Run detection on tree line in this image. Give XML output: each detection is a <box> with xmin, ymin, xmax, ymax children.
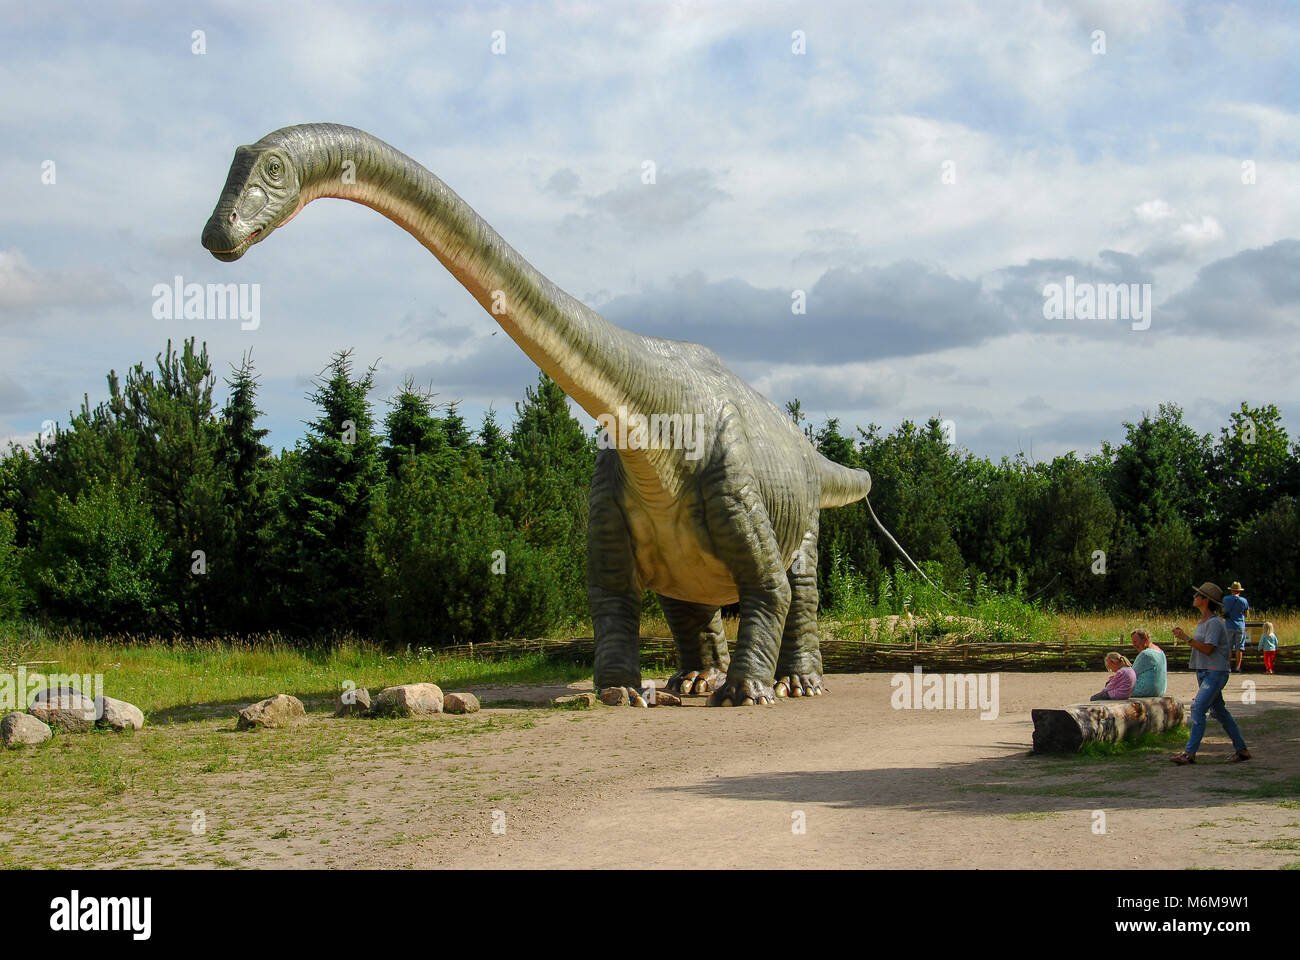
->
<box><xmin>0</xmin><ymin>338</ymin><xmax>1295</xmax><ymax>642</ymax></box>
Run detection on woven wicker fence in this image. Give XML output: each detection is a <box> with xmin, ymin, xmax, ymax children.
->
<box><xmin>441</xmin><ymin>636</ymin><xmax>1292</xmax><ymax>673</ymax></box>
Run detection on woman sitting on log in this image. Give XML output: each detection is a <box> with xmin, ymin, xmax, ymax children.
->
<box><xmin>1090</xmin><ymin>652</ymin><xmax>1136</xmax><ymax>701</ymax></box>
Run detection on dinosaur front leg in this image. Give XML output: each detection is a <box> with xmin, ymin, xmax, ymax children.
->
<box><xmin>775</xmin><ymin>520</ymin><xmax>827</xmax><ymax>698</ymax></box>
<box><xmin>588</xmin><ymin>449</ymin><xmax>646</xmax><ymax>706</ymax></box>
<box><xmin>701</xmin><ymin>406</ymin><xmax>788</xmax><ymax>707</ymax></box>
<box><xmin>659</xmin><ymin>595</ymin><xmax>729</xmax><ymax>695</ymax></box>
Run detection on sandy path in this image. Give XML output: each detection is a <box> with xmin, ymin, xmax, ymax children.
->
<box><xmin>8</xmin><ymin>671</ymin><xmax>1297</xmax><ymax>869</ymax></box>
<box><xmin>388</xmin><ymin>671</ymin><xmax>1300</xmax><ymax>869</ymax></box>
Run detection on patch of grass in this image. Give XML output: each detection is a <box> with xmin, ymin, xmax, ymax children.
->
<box><xmin>1076</xmin><ymin>727</ymin><xmax>1190</xmax><ymax>758</ymax></box>
<box><xmin>1258</xmin><ymin>839</ymin><xmax>1300</xmax><ymax>851</ymax></box>
<box><xmin>1210</xmin><ymin>776</ymin><xmax>1300</xmax><ymax>800</ymax></box>
<box><xmin>1004</xmin><ymin>811</ymin><xmax>1060</xmax><ymax>821</ymax></box>
<box><xmin>3</xmin><ymin>633</ymin><xmax>593</xmax><ymax>720</ymax></box>
<box><xmin>823</xmin><ymin>558</ymin><xmax>1059</xmax><ymax>644</ymax></box>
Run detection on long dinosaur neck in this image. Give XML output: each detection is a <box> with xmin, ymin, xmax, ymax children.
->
<box><xmin>282</xmin><ymin>123</ymin><xmax>635</xmax><ymax>421</ymax></box>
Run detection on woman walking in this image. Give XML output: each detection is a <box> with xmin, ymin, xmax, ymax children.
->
<box><xmin>1169</xmin><ymin>582</ymin><xmax>1251</xmax><ymax>765</ymax></box>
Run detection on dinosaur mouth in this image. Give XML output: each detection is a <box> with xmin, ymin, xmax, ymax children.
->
<box><xmin>209</xmin><ymin>228</ymin><xmax>262</xmax><ymax>261</ymax></box>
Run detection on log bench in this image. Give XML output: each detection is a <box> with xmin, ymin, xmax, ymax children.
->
<box><xmin>1031</xmin><ymin>696</ymin><xmax>1184</xmax><ymax>753</ymax></box>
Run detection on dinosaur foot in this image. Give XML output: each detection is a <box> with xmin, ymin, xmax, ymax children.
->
<box><xmin>707</xmin><ymin>677</ymin><xmax>776</xmax><ymax>707</ymax></box>
<box><xmin>667</xmin><ymin>668</ymin><xmax>727</xmax><ymax>696</ymax></box>
<box><xmin>773</xmin><ymin>673</ymin><xmax>827</xmax><ymax>698</ymax></box>
<box><xmin>598</xmin><ymin>686</ymin><xmax>649</xmax><ymax>707</ymax></box>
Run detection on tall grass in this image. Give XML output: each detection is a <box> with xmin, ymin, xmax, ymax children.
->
<box><xmin>0</xmin><ymin>627</ymin><xmax>591</xmax><ymax>717</ymax></box>
<box><xmin>823</xmin><ymin>551</ymin><xmax>1059</xmax><ymax>644</ymax></box>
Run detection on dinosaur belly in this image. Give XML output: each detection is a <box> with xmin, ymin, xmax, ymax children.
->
<box><xmin>622</xmin><ymin>498</ymin><xmax>741</xmax><ymax>607</ymax></box>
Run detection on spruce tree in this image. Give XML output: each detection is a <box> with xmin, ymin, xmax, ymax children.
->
<box><xmin>212</xmin><ymin>352</ymin><xmax>278</xmax><ymax>632</ymax></box>
<box><xmin>508</xmin><ymin>373</ymin><xmax>596</xmax><ymax>623</ymax></box>
<box><xmin>119</xmin><ymin>339</ymin><xmax>226</xmax><ymax>634</ymax></box>
<box><xmin>282</xmin><ymin>350</ymin><xmax>385</xmax><ymax>635</ymax></box>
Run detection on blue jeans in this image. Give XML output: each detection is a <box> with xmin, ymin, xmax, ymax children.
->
<box><xmin>1184</xmin><ymin>670</ymin><xmax>1248</xmax><ymax>755</ymax></box>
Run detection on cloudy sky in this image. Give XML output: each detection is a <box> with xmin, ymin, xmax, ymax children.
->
<box><xmin>2</xmin><ymin>0</ymin><xmax>1297</xmax><ymax>462</ymax></box>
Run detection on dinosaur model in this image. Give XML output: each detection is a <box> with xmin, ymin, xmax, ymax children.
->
<box><xmin>202</xmin><ymin>124</ymin><xmax>873</xmax><ymax>706</ymax></box>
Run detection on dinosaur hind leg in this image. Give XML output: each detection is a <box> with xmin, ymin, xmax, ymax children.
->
<box><xmin>775</xmin><ymin>518</ymin><xmax>827</xmax><ymax>698</ymax></box>
<box><xmin>588</xmin><ymin>449</ymin><xmax>646</xmax><ymax>706</ymax></box>
<box><xmin>659</xmin><ymin>595</ymin><xmax>729</xmax><ymax>695</ymax></box>
<box><xmin>701</xmin><ymin>403</ymin><xmax>789</xmax><ymax>707</ymax></box>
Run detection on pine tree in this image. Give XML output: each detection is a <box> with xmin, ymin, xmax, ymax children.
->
<box><xmin>478</xmin><ymin>407</ymin><xmax>507</xmax><ymax>462</ymax></box>
<box><xmin>508</xmin><ymin>373</ymin><xmax>596</xmax><ymax>623</ymax></box>
<box><xmin>212</xmin><ymin>352</ymin><xmax>278</xmax><ymax>632</ymax></box>
<box><xmin>281</xmin><ymin>350</ymin><xmax>385</xmax><ymax>635</ymax></box>
<box><xmin>119</xmin><ymin>339</ymin><xmax>226</xmax><ymax>634</ymax></box>
<box><xmin>381</xmin><ymin>379</ymin><xmax>454</xmax><ymax>477</ymax></box>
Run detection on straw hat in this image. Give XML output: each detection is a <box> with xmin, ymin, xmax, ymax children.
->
<box><xmin>1192</xmin><ymin>582</ymin><xmax>1224</xmax><ymax>606</ymax></box>
<box><xmin>1229</xmin><ymin>581</ymin><xmax>1243</xmax><ymax>592</ymax></box>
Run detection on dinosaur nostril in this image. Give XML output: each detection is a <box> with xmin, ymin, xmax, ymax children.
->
<box><xmin>228</xmin><ymin>211</ymin><xmax>237</xmax><ymax>224</ymax></box>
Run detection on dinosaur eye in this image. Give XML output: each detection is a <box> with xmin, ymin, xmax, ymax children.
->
<box><xmin>266</xmin><ymin>157</ymin><xmax>282</xmax><ymax>179</ymax></box>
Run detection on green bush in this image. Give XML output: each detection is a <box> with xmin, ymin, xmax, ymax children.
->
<box><xmin>367</xmin><ymin>453</ymin><xmax>562</xmax><ymax>644</ymax></box>
<box><xmin>28</xmin><ymin>481</ymin><xmax>170</xmax><ymax>631</ymax></box>
<box><xmin>825</xmin><ymin>550</ymin><xmax>1056</xmax><ymax>643</ymax></box>
<box><xmin>0</xmin><ymin>509</ymin><xmax>26</xmax><ymax>620</ymax></box>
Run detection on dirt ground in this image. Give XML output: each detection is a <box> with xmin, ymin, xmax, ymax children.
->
<box><xmin>6</xmin><ymin>671</ymin><xmax>1299</xmax><ymax>869</ymax></box>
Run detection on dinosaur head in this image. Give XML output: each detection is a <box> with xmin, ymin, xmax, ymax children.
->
<box><xmin>202</xmin><ymin>139</ymin><xmax>303</xmax><ymax>262</ymax></box>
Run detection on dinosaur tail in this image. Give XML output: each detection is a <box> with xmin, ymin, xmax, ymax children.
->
<box><xmin>816</xmin><ymin>455</ymin><xmax>873</xmax><ymax>508</ymax></box>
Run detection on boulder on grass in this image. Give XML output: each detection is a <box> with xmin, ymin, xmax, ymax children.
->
<box><xmin>28</xmin><ymin>687</ymin><xmax>96</xmax><ymax>733</ymax></box>
<box><xmin>551</xmin><ymin>693</ymin><xmax>597</xmax><ymax>710</ymax></box>
<box><xmin>443</xmin><ymin>692</ymin><xmax>480</xmax><ymax>714</ymax></box>
<box><xmin>371</xmin><ymin>683</ymin><xmax>443</xmax><ymax>717</ymax></box>
<box><xmin>95</xmin><ymin>695</ymin><xmax>145</xmax><ymax>732</ymax></box>
<box><xmin>334</xmin><ymin>687</ymin><xmax>371</xmax><ymax>717</ymax></box>
<box><xmin>2</xmin><ymin>712</ymin><xmax>52</xmax><ymax>747</ymax></box>
<box><xmin>237</xmin><ymin>694</ymin><xmax>306</xmax><ymax>730</ymax></box>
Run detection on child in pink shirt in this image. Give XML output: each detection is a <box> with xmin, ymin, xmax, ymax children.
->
<box><xmin>1090</xmin><ymin>653</ymin><xmax>1136</xmax><ymax>700</ymax></box>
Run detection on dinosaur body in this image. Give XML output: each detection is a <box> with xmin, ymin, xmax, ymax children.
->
<box><xmin>202</xmin><ymin>124</ymin><xmax>872</xmax><ymax>706</ymax></box>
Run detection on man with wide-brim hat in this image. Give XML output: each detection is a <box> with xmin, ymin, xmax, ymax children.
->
<box><xmin>1169</xmin><ymin>581</ymin><xmax>1251</xmax><ymax>764</ymax></box>
<box><xmin>1222</xmin><ymin>581</ymin><xmax>1250</xmax><ymax>673</ymax></box>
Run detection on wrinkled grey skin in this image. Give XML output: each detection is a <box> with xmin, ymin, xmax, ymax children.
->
<box><xmin>203</xmin><ymin>124</ymin><xmax>872</xmax><ymax>707</ymax></box>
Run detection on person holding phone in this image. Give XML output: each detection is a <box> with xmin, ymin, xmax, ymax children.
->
<box><xmin>1169</xmin><ymin>582</ymin><xmax>1251</xmax><ymax>765</ymax></box>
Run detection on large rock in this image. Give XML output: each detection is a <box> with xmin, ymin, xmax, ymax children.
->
<box><xmin>2</xmin><ymin>712</ymin><xmax>52</xmax><ymax>747</ymax></box>
<box><xmin>648</xmin><ymin>690</ymin><xmax>682</xmax><ymax>707</ymax></box>
<box><xmin>28</xmin><ymin>687</ymin><xmax>96</xmax><ymax>733</ymax></box>
<box><xmin>443</xmin><ymin>692</ymin><xmax>480</xmax><ymax>714</ymax></box>
<box><xmin>371</xmin><ymin>683</ymin><xmax>443</xmax><ymax>717</ymax></box>
<box><xmin>551</xmin><ymin>693</ymin><xmax>597</xmax><ymax>710</ymax></box>
<box><xmin>95</xmin><ymin>695</ymin><xmax>144</xmax><ymax>731</ymax></box>
<box><xmin>334</xmin><ymin>686</ymin><xmax>371</xmax><ymax>717</ymax></box>
<box><xmin>599</xmin><ymin>687</ymin><xmax>630</xmax><ymax>706</ymax></box>
<box><xmin>236</xmin><ymin>694</ymin><xmax>306</xmax><ymax>730</ymax></box>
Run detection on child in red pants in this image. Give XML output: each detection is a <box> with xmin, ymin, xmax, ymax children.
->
<box><xmin>1260</xmin><ymin>621</ymin><xmax>1278</xmax><ymax>674</ymax></box>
